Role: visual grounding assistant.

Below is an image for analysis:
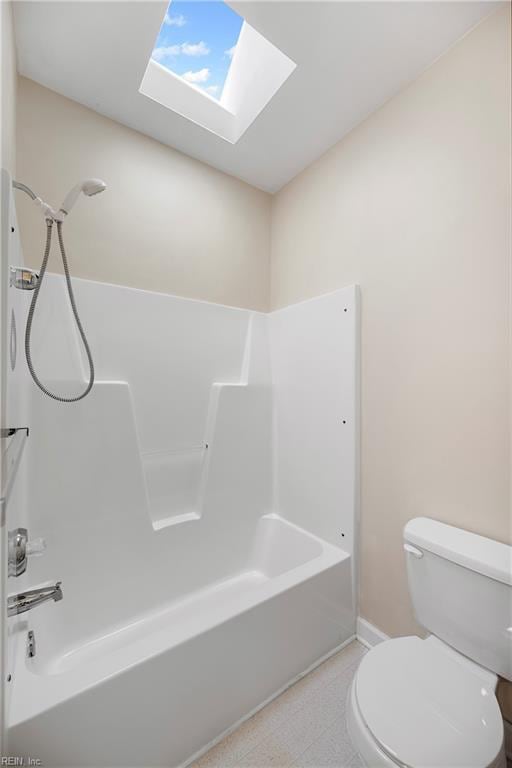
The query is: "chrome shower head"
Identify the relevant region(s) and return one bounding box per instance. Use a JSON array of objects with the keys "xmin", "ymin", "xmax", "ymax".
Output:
[{"xmin": 59, "ymin": 178, "xmax": 107, "ymax": 217}]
